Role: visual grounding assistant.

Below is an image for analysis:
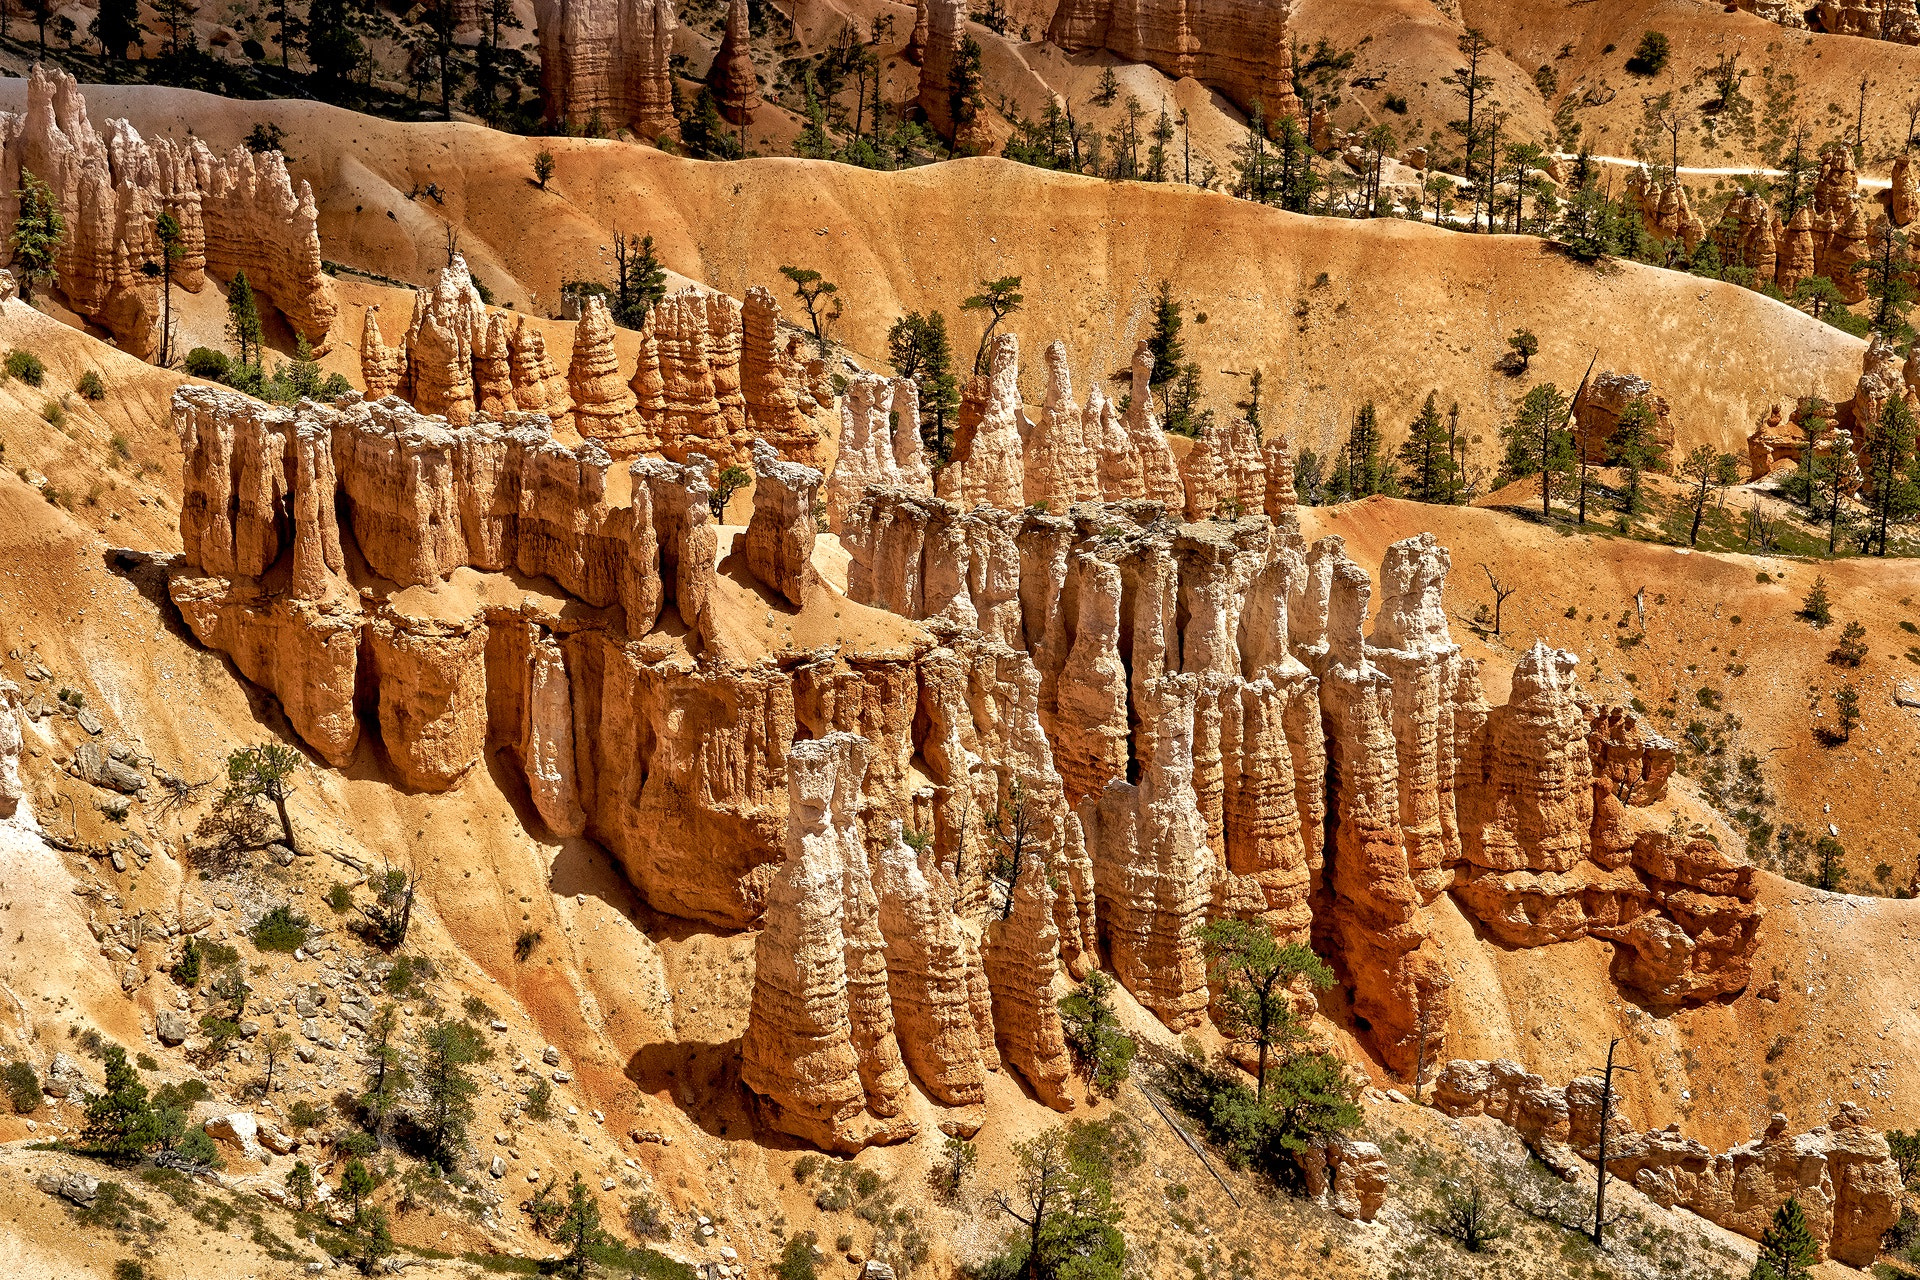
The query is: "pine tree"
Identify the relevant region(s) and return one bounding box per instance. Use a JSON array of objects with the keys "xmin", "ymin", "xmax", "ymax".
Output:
[
  {"xmin": 226, "ymin": 271, "xmax": 264, "ymax": 368},
  {"xmin": 84, "ymin": 1046, "xmax": 155, "ymax": 1160},
  {"xmin": 415, "ymin": 1019, "xmax": 494, "ymax": 1167},
  {"xmin": 557, "ymin": 1172, "xmax": 604, "ymax": 1278},
  {"xmin": 1611, "ymin": 396, "xmax": 1664, "ymax": 516},
  {"xmin": 887, "ymin": 310, "xmax": 960, "ymax": 463},
  {"xmin": 612, "ymin": 233, "xmax": 667, "ymax": 330},
  {"xmin": 1145, "ymin": 279, "xmax": 1185, "ymax": 415},
  {"xmin": 1749, "ymin": 1197, "xmax": 1817, "ymax": 1280},
  {"xmin": 1338, "ymin": 403, "xmax": 1394, "ymax": 499},
  {"xmin": 1397, "ymin": 391, "xmax": 1458, "ymax": 502},
  {"xmin": 154, "ymin": 209, "xmax": 183, "ymax": 366},
  {"xmin": 1862, "ymin": 395, "xmax": 1920, "ymax": 556},
  {"xmin": 306, "ymin": 0, "xmax": 363, "ymax": 89},
  {"xmin": 89, "ymin": 0, "xmax": 142, "ymax": 58},
  {"xmin": 9, "ymin": 169, "xmax": 63, "ymax": 304},
  {"xmin": 1501, "ymin": 382, "xmax": 1573, "ymax": 516}
]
